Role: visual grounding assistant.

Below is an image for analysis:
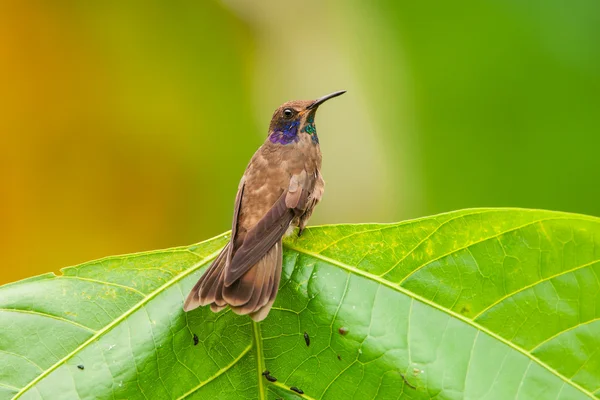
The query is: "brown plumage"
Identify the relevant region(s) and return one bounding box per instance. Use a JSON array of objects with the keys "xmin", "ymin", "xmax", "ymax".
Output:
[{"xmin": 183, "ymin": 91, "xmax": 345, "ymax": 321}]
